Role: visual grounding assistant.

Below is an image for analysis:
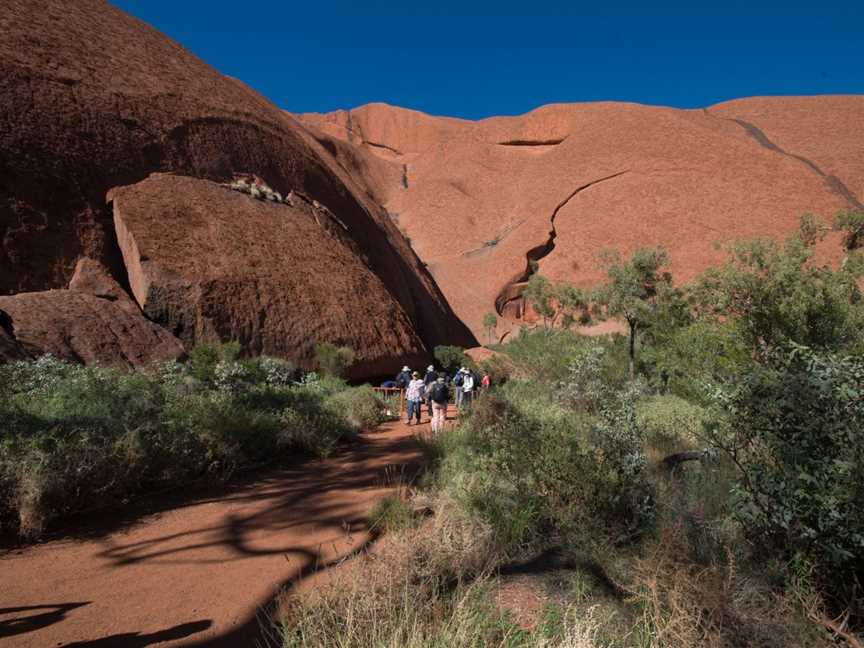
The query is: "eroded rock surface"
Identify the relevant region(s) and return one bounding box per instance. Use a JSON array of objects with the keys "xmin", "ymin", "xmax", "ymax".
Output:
[
  {"xmin": 109, "ymin": 173, "xmax": 432, "ymax": 377},
  {"xmin": 1, "ymin": 0, "xmax": 474, "ymax": 370},
  {"xmin": 298, "ymin": 99, "xmax": 864, "ymax": 338},
  {"xmin": 0, "ymin": 290, "xmax": 184, "ymax": 368}
]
